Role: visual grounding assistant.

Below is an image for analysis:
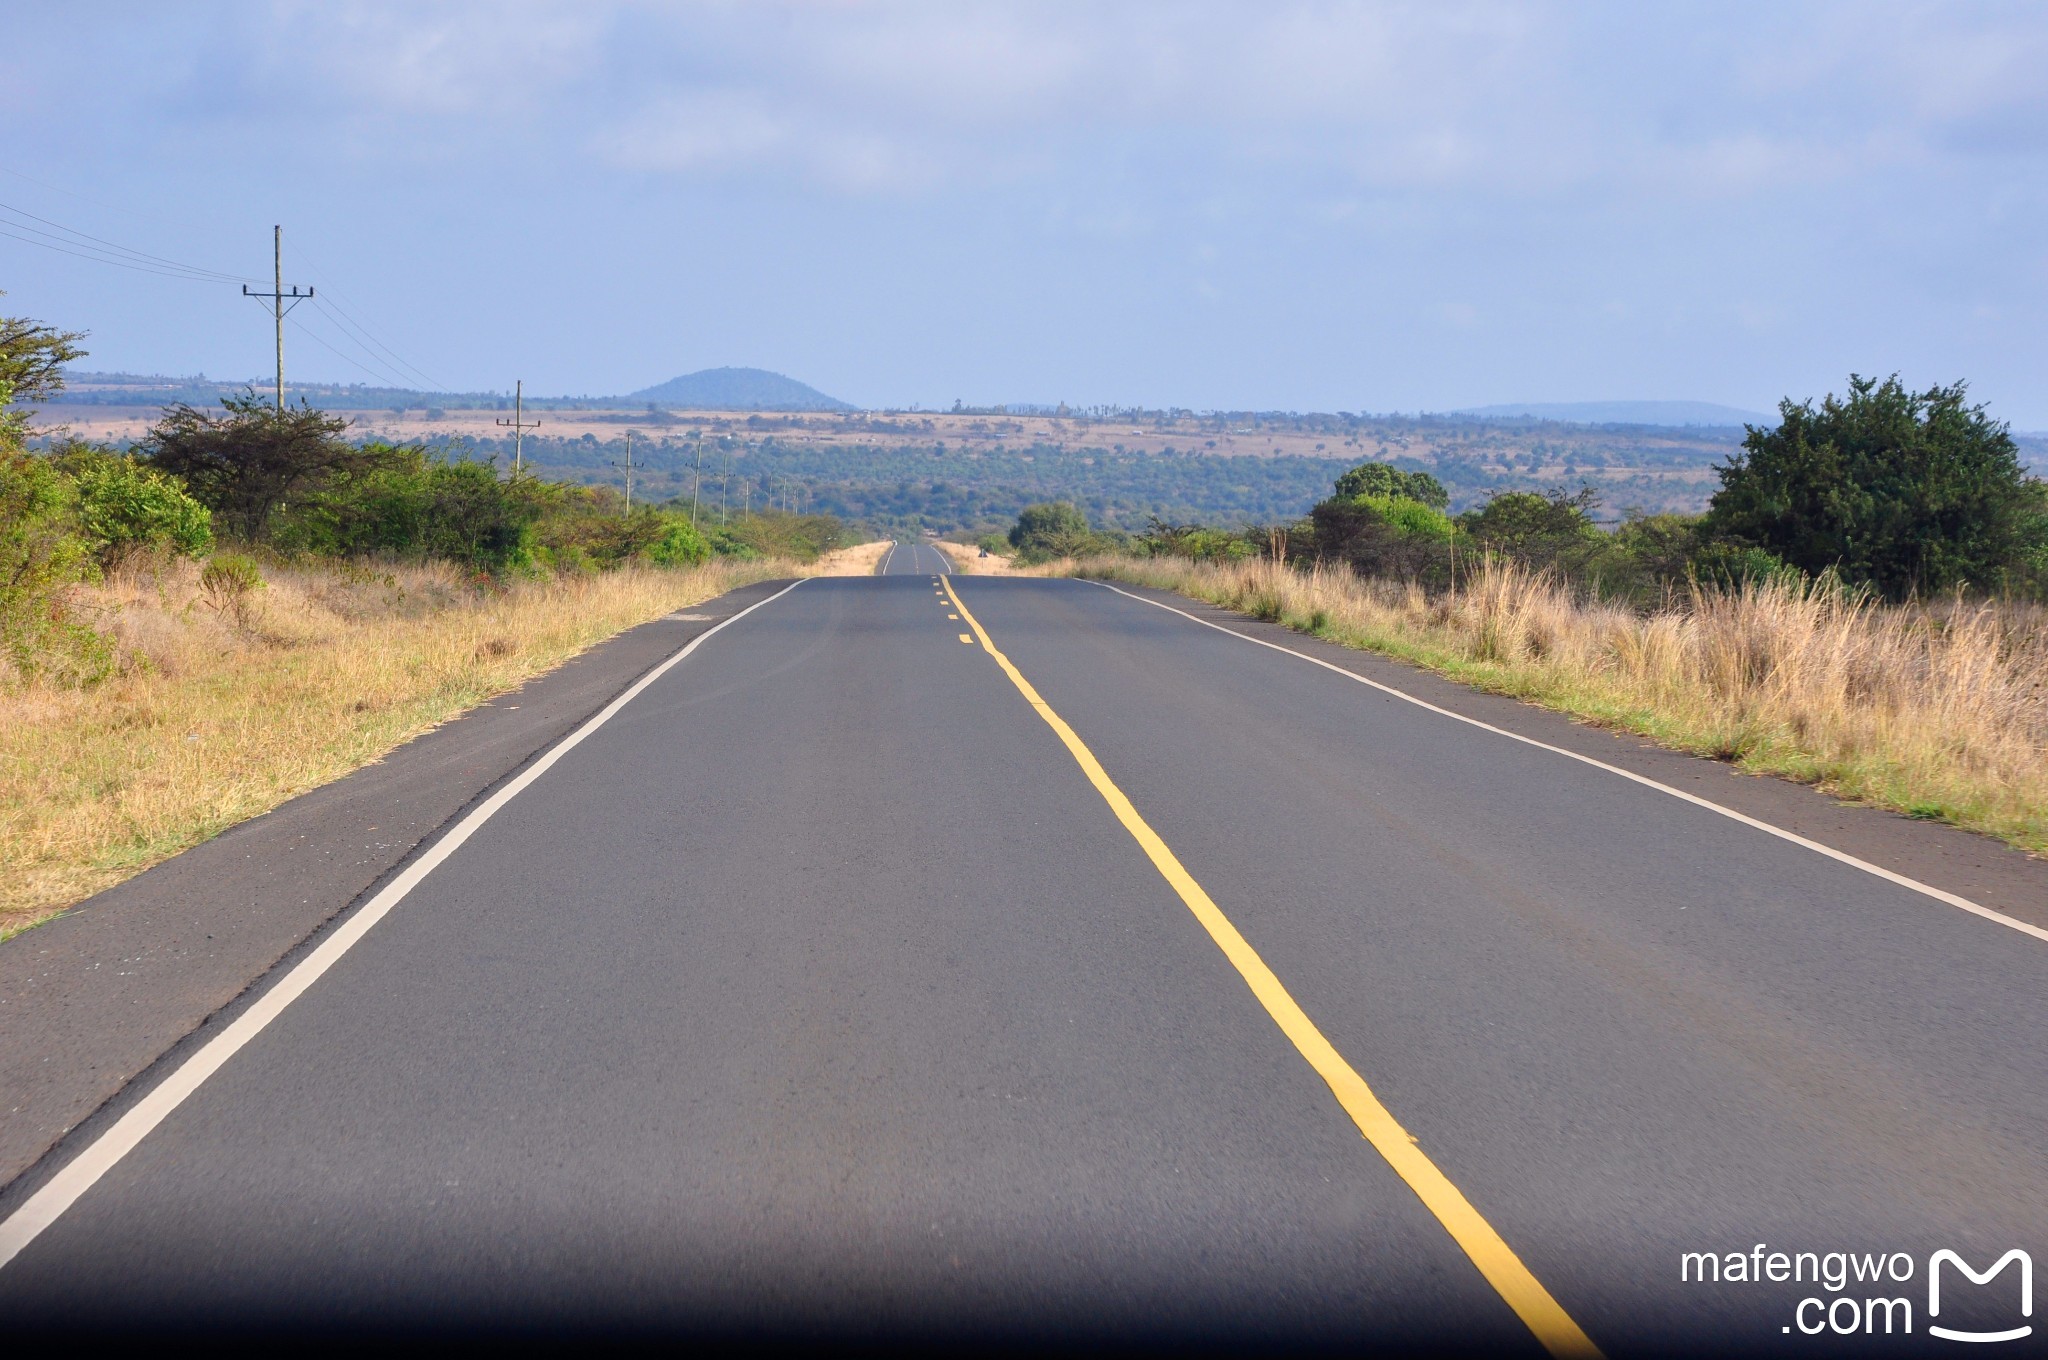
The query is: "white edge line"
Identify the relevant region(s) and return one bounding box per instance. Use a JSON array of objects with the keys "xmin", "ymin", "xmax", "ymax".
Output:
[
  {"xmin": 1087, "ymin": 579, "xmax": 2048, "ymax": 947},
  {"xmin": 0, "ymin": 578, "xmax": 809, "ymax": 1272},
  {"xmin": 878, "ymin": 542, "xmax": 896, "ymax": 576}
]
